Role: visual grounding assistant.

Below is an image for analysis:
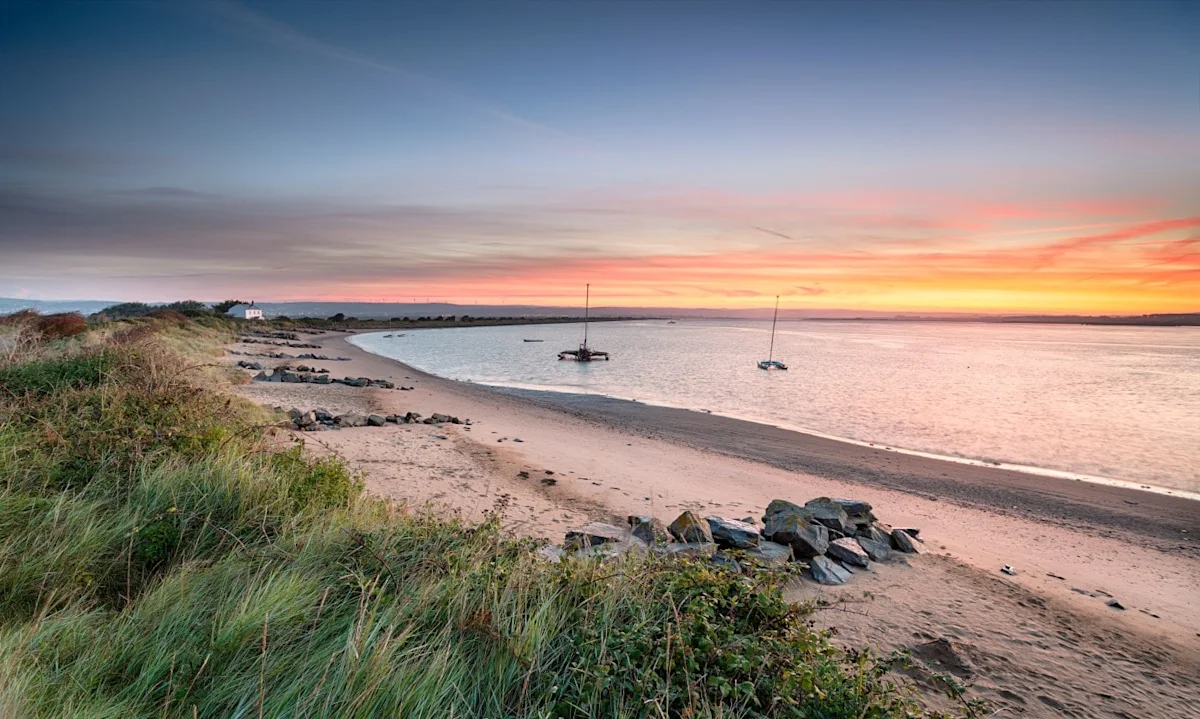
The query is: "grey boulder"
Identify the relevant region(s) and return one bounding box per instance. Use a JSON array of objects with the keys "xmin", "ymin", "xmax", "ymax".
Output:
[
  {"xmin": 804, "ymin": 497, "xmax": 851, "ymax": 533},
  {"xmin": 652, "ymin": 542, "xmax": 717, "ymax": 558},
  {"xmin": 741, "ymin": 541, "xmax": 792, "ymax": 567},
  {"xmin": 704, "ymin": 516, "xmax": 761, "ymax": 549},
  {"xmin": 827, "ymin": 537, "xmax": 870, "ymax": 567},
  {"xmin": 366, "ymin": 414, "xmax": 387, "ymax": 427},
  {"xmin": 856, "ymin": 536, "xmax": 891, "ymax": 562},
  {"xmin": 763, "ymin": 511, "xmax": 829, "ymax": 559},
  {"xmin": 890, "ymin": 528, "xmax": 920, "ymax": 553},
  {"xmin": 628, "ymin": 515, "xmax": 670, "ymax": 544},
  {"xmin": 564, "ymin": 522, "xmax": 627, "ymax": 550},
  {"xmin": 335, "ymin": 413, "xmax": 367, "ymax": 428},
  {"xmin": 668, "ymin": 511, "xmax": 713, "ymax": 544},
  {"xmin": 809, "ymin": 555, "xmax": 851, "ymax": 585}
]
